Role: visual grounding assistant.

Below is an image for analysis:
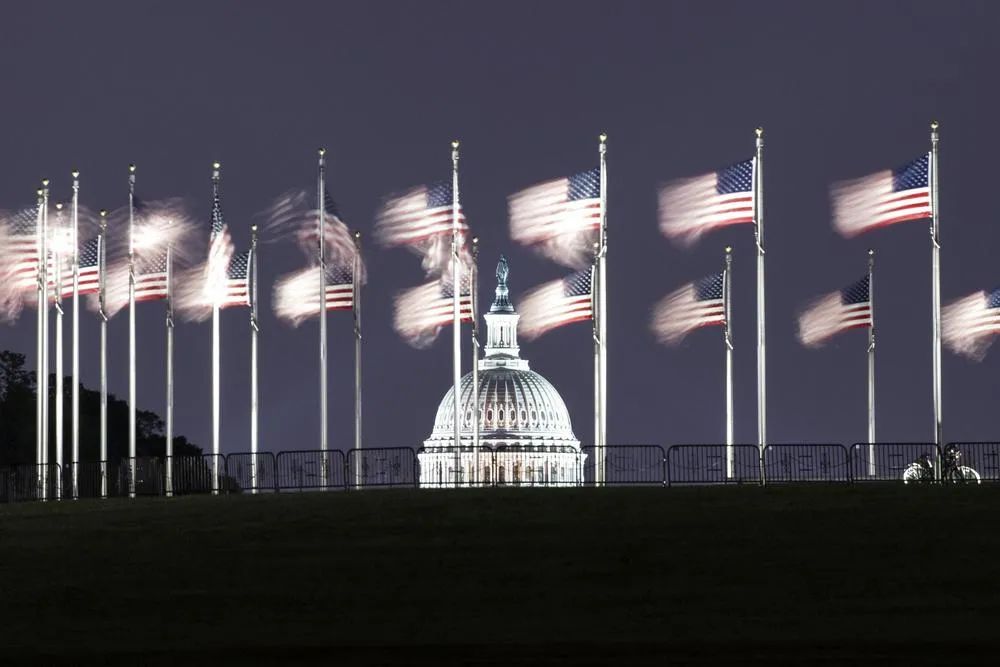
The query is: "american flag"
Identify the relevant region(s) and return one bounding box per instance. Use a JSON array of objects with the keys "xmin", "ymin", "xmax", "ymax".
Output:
[
  {"xmin": 651, "ymin": 273, "xmax": 726, "ymax": 346},
  {"xmin": 134, "ymin": 249, "xmax": 169, "ymax": 302},
  {"xmin": 219, "ymin": 249, "xmax": 251, "ymax": 309},
  {"xmin": 207, "ymin": 182, "xmax": 235, "ymax": 304},
  {"xmin": 518, "ymin": 268, "xmax": 594, "ymax": 341},
  {"xmin": 831, "ymin": 154, "xmax": 931, "ymax": 237},
  {"xmin": 393, "ymin": 274, "xmax": 473, "ymax": 348},
  {"xmin": 797, "ymin": 275, "xmax": 872, "ymax": 348},
  {"xmin": 77, "ymin": 237, "xmax": 101, "ymax": 296},
  {"xmin": 508, "ymin": 168, "xmax": 601, "ymax": 245},
  {"xmin": 943, "ymin": 287, "xmax": 1000, "ymax": 361},
  {"xmin": 375, "ymin": 182, "xmax": 467, "ymax": 247},
  {"xmin": 659, "ymin": 159, "xmax": 754, "ymax": 246},
  {"xmin": 5, "ymin": 206, "xmax": 40, "ymax": 293},
  {"xmin": 323, "ymin": 262, "xmax": 355, "ymax": 312}
]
